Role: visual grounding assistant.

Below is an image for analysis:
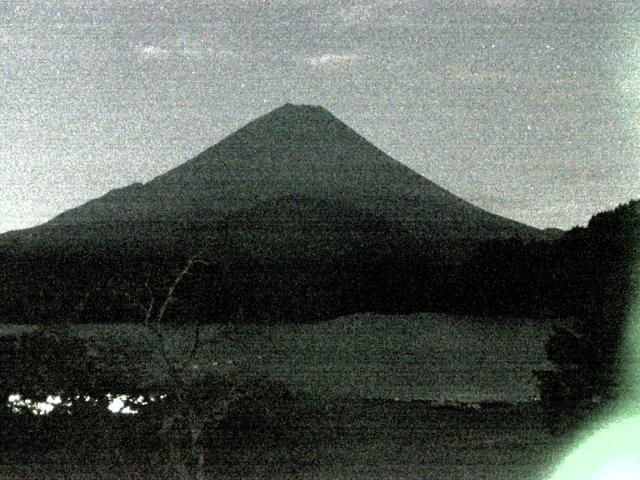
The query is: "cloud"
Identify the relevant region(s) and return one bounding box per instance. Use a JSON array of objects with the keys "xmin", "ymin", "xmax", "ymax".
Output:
[
  {"xmin": 136, "ymin": 43, "xmax": 240, "ymax": 63},
  {"xmin": 138, "ymin": 45, "xmax": 172, "ymax": 60},
  {"xmin": 306, "ymin": 53, "xmax": 360, "ymax": 67}
]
